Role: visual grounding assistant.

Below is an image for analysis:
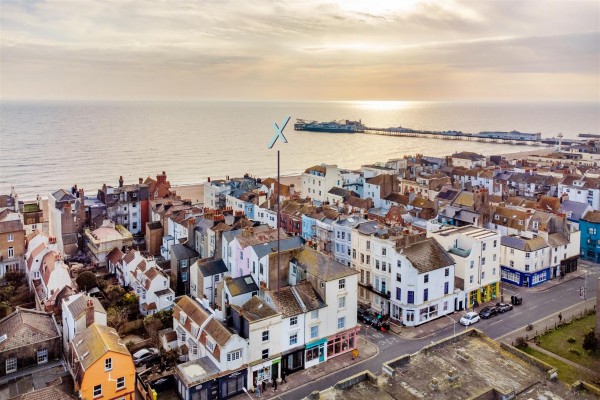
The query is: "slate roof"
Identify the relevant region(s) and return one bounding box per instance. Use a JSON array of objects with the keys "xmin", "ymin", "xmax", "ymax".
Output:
[
  {"xmin": 173, "ymin": 296, "xmax": 210, "ymax": 329},
  {"xmin": 251, "ymin": 236, "xmax": 304, "ymax": 259},
  {"xmin": 401, "ymin": 238, "xmax": 455, "ymax": 274},
  {"xmin": 384, "ymin": 192, "xmax": 410, "ymax": 204},
  {"xmin": 292, "ymin": 281, "xmax": 326, "ymax": 312},
  {"xmin": 558, "ymin": 200, "xmax": 591, "ymax": 221},
  {"xmin": 226, "ymin": 275, "xmax": 259, "ymax": 296},
  {"xmin": 582, "ymin": 210, "xmax": 600, "ymax": 223},
  {"xmin": 304, "ymin": 165, "xmax": 327, "ymax": 175},
  {"xmin": 170, "ymin": 244, "xmax": 199, "ymax": 260},
  {"xmin": 452, "ymin": 152, "xmax": 485, "ymax": 161},
  {"xmin": 293, "ymin": 247, "xmax": 358, "ymax": 281},
  {"xmin": 500, "ymin": 235, "xmax": 548, "ymax": 252},
  {"xmin": 436, "ymin": 189, "xmax": 460, "ymax": 202},
  {"xmin": 66, "ymin": 294, "xmax": 106, "ymax": 320},
  {"xmin": 11, "ymin": 382, "xmax": 77, "ymax": 400},
  {"xmin": 0, "ymin": 308, "xmax": 60, "ymax": 352},
  {"xmin": 197, "ymin": 258, "xmax": 228, "ymax": 277},
  {"xmin": 51, "ymin": 189, "xmax": 76, "ymax": 202},
  {"xmin": 547, "ymin": 233, "xmax": 570, "ymax": 247},
  {"xmin": 266, "ymin": 286, "xmax": 303, "ymax": 318},
  {"xmin": 155, "ymin": 288, "xmax": 173, "ymax": 297},
  {"xmin": 72, "ymin": 323, "xmax": 130, "ymax": 371}
]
